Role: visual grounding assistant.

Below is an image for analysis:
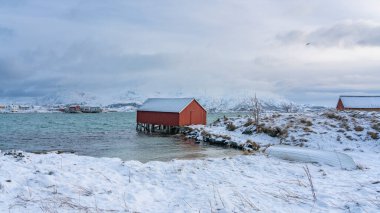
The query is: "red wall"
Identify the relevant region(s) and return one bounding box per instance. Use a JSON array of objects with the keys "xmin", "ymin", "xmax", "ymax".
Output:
[
  {"xmin": 137, "ymin": 111, "xmax": 180, "ymax": 126},
  {"xmin": 137, "ymin": 100, "xmax": 207, "ymax": 126},
  {"xmin": 179, "ymin": 100, "xmax": 207, "ymax": 125}
]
